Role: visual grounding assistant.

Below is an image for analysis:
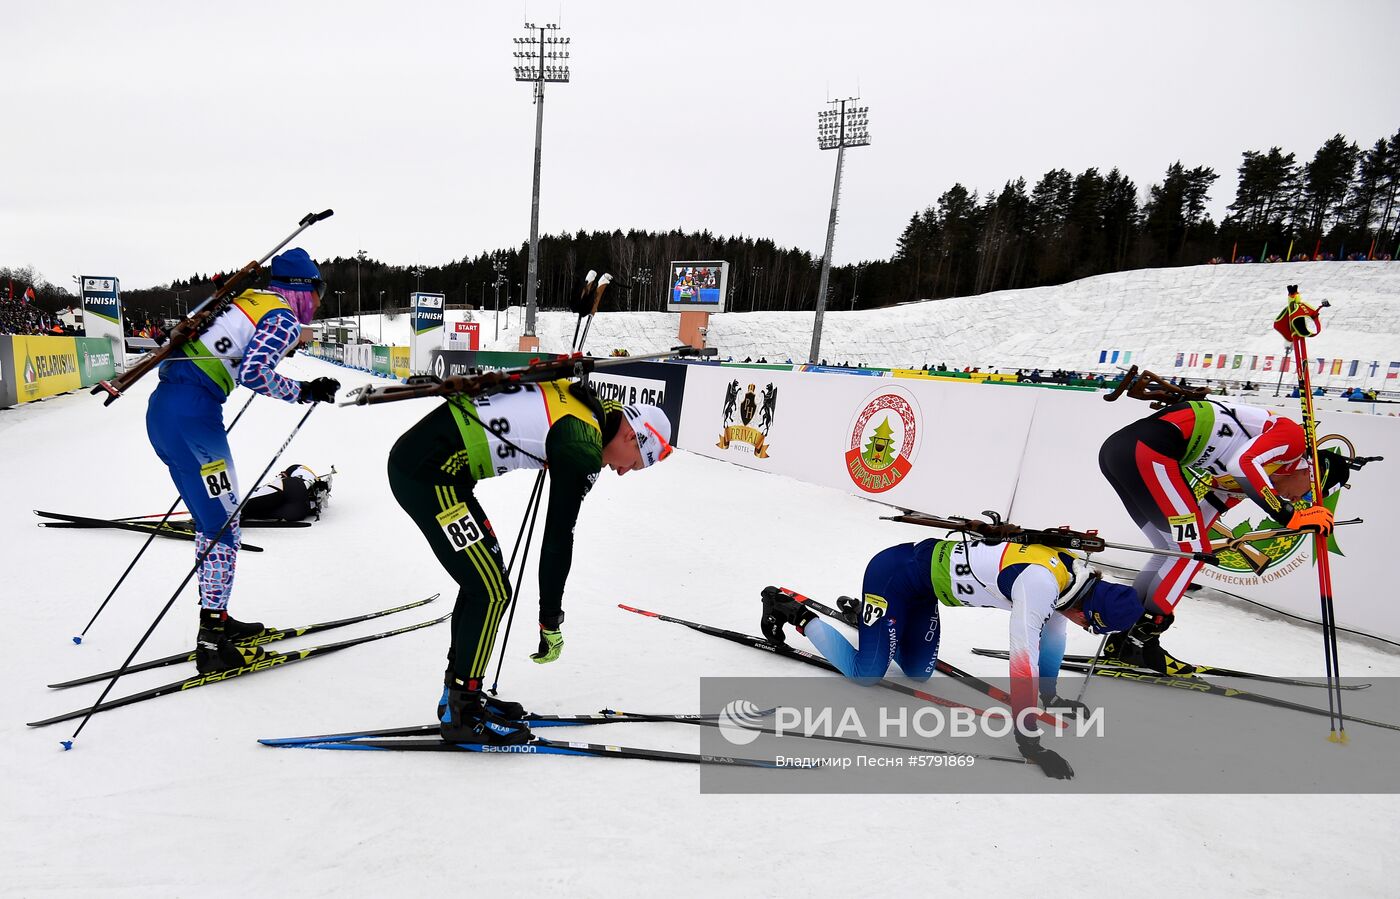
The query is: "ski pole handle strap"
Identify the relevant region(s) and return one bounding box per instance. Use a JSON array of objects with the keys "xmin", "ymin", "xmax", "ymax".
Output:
[{"xmin": 300, "ymin": 209, "xmax": 334, "ymax": 226}]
